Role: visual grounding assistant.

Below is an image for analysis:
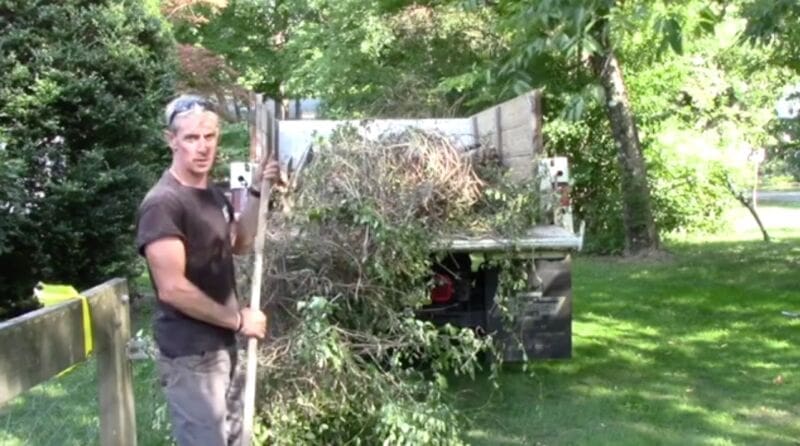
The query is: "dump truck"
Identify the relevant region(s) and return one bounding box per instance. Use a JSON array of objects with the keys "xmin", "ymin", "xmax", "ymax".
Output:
[{"xmin": 233, "ymin": 90, "xmax": 583, "ymax": 361}]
